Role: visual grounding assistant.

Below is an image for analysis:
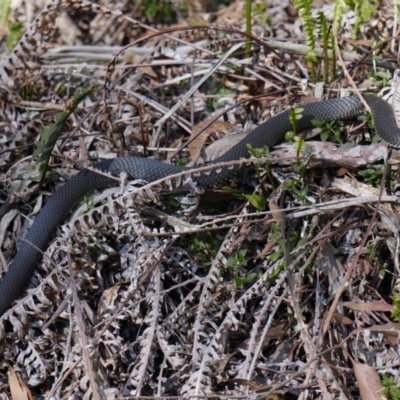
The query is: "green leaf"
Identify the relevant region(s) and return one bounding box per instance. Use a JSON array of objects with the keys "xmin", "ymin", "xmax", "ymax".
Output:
[
  {"xmin": 226, "ymin": 257, "xmax": 237, "ymax": 268},
  {"xmin": 246, "ymin": 143, "xmax": 270, "ymax": 157},
  {"xmin": 234, "ymin": 275, "xmax": 244, "ymax": 289},
  {"xmin": 380, "ymin": 375, "xmax": 400, "ymax": 398},
  {"xmin": 6, "ymin": 20, "xmax": 23, "ymax": 50},
  {"xmin": 341, "ymin": 0, "xmax": 378, "ymax": 35},
  {"xmin": 293, "ymin": 136, "xmax": 305, "ymax": 157},
  {"xmin": 305, "ymin": 50, "xmax": 318, "ymax": 64},
  {"xmin": 33, "ymin": 85, "xmax": 96, "ymax": 177},
  {"xmin": 245, "ymin": 272, "xmax": 257, "ymax": 283},
  {"xmin": 0, "ymin": 0, "xmax": 10, "ymax": 27},
  {"xmin": 236, "ymin": 249, "xmax": 248, "ymax": 266},
  {"xmin": 245, "ymin": 194, "xmax": 265, "ymax": 211},
  {"xmin": 391, "ymin": 294, "xmax": 400, "ymax": 323},
  {"xmin": 268, "ymin": 250, "xmax": 283, "ymax": 262},
  {"xmin": 285, "ymin": 131, "xmax": 295, "ymax": 142}
]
